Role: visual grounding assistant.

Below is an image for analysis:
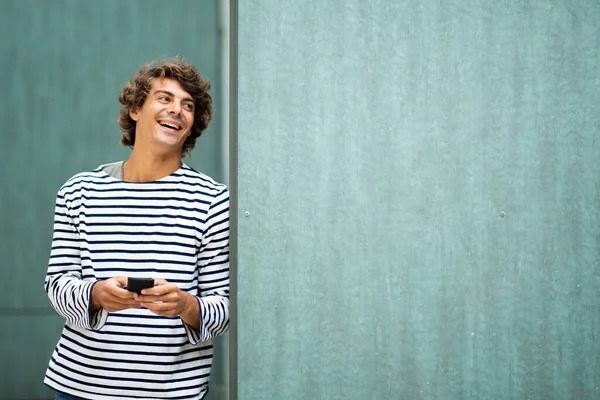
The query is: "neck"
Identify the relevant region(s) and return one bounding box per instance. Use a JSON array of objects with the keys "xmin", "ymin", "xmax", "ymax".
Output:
[{"xmin": 123, "ymin": 147, "xmax": 183, "ymax": 182}]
